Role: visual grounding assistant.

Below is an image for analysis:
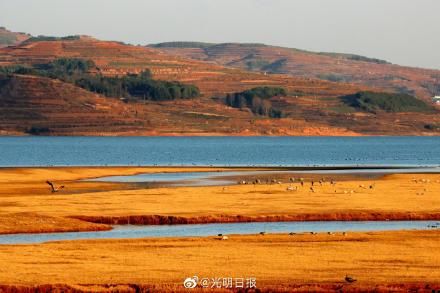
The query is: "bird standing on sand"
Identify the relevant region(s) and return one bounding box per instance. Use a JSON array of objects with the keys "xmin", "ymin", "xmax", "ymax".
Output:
[
  {"xmin": 46, "ymin": 180, "xmax": 64, "ymax": 193},
  {"xmin": 345, "ymin": 275, "xmax": 357, "ymax": 283},
  {"xmin": 286, "ymin": 185, "xmax": 297, "ymax": 191}
]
